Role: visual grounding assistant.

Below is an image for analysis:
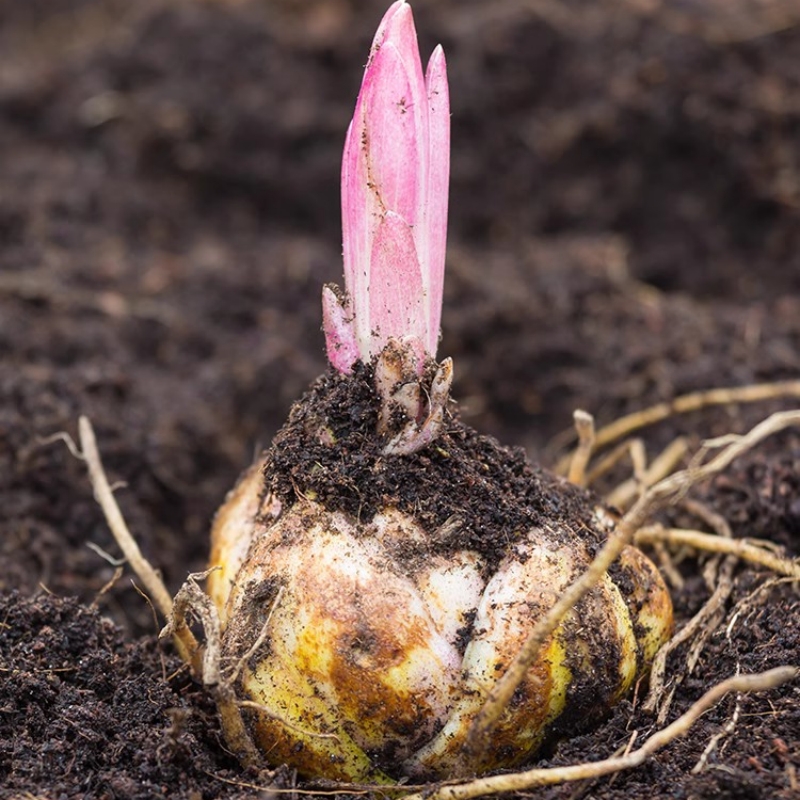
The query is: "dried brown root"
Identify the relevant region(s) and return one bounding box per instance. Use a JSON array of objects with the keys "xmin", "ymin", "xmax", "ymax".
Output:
[
  {"xmin": 161, "ymin": 571, "xmax": 265, "ymax": 770},
  {"xmin": 555, "ymin": 380, "xmax": 800, "ymax": 476},
  {"xmin": 401, "ymin": 667, "xmax": 799, "ymax": 800}
]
